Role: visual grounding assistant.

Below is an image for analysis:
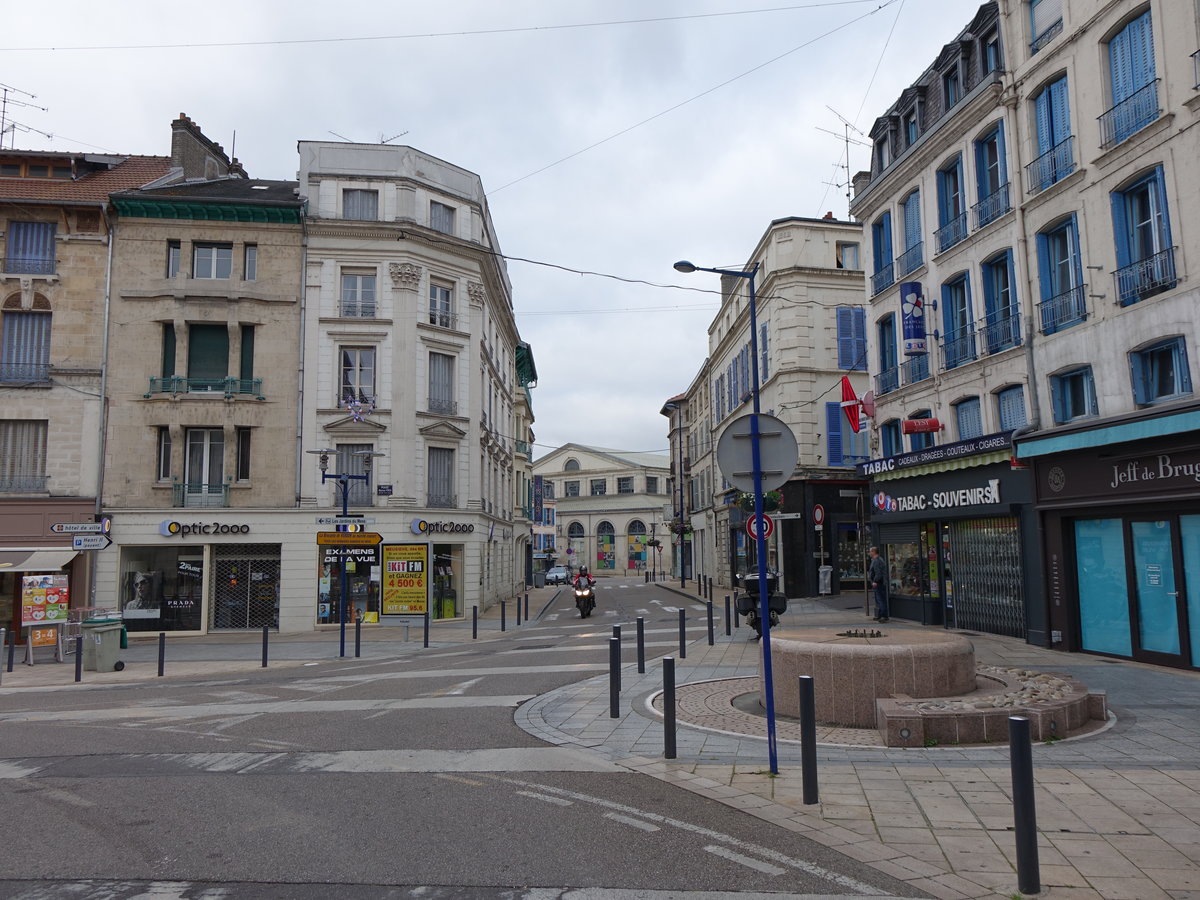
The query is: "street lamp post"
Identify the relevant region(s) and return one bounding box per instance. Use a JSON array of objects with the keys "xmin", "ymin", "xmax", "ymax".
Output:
[
  {"xmin": 674, "ymin": 259, "xmax": 780, "ymax": 774},
  {"xmin": 307, "ymin": 448, "xmax": 383, "ymax": 658}
]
